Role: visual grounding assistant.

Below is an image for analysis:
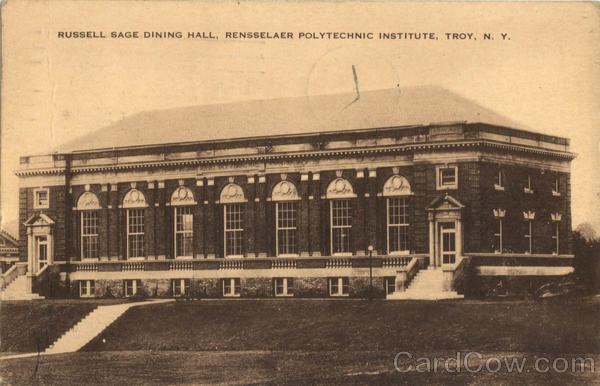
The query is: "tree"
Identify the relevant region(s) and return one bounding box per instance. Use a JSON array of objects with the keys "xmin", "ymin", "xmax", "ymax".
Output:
[
  {"xmin": 572, "ymin": 228, "xmax": 600, "ymax": 293},
  {"xmin": 575, "ymin": 222, "xmax": 598, "ymax": 242}
]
